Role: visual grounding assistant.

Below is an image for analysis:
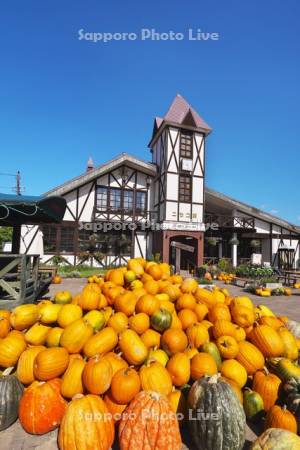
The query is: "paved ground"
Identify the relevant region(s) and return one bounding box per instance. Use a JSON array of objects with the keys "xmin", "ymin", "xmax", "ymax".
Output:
[{"xmin": 1, "ymin": 277, "xmax": 300, "ymax": 449}]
